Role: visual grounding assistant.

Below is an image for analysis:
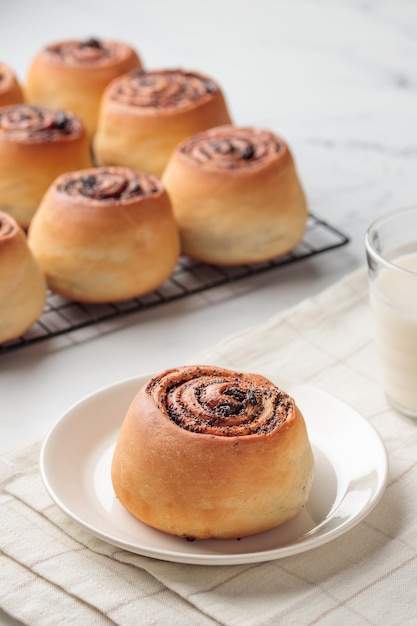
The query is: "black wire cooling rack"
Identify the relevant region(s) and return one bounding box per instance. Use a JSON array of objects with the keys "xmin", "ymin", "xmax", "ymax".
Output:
[{"xmin": 1, "ymin": 214, "xmax": 349, "ymax": 355}]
